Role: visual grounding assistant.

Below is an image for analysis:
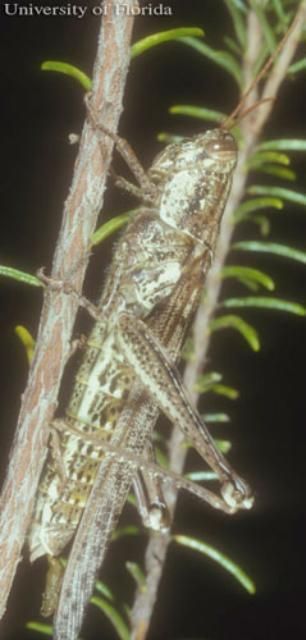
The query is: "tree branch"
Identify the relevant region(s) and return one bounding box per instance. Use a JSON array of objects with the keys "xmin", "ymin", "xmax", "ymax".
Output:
[
  {"xmin": 129, "ymin": 3, "xmax": 306, "ymax": 638},
  {"xmin": 0, "ymin": 0, "xmax": 137, "ymax": 620}
]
